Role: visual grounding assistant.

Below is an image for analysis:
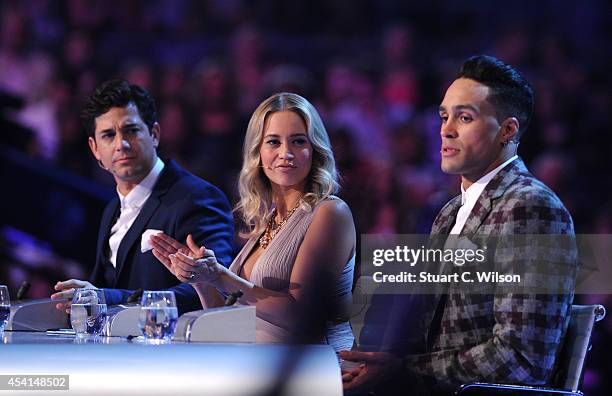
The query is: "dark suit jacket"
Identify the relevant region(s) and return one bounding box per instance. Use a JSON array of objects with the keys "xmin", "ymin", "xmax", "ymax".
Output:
[
  {"xmin": 89, "ymin": 159, "xmax": 234, "ymax": 314},
  {"xmin": 402, "ymin": 158, "xmax": 578, "ymax": 394}
]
